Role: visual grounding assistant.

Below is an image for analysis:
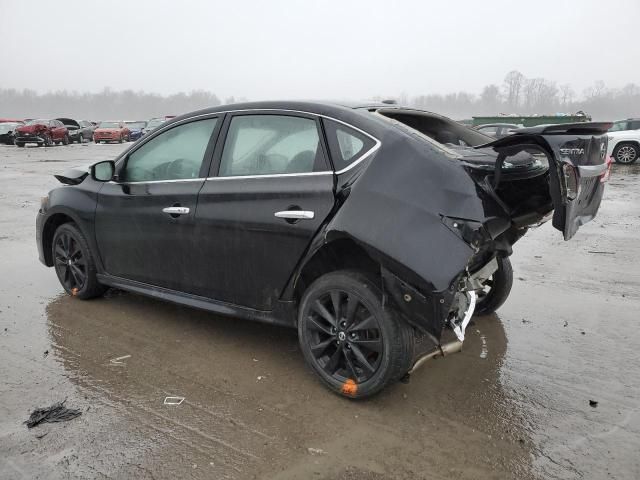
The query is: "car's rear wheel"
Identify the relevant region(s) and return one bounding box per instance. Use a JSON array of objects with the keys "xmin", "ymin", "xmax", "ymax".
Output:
[
  {"xmin": 613, "ymin": 142, "xmax": 638, "ymax": 164},
  {"xmin": 118, "ymin": 135, "xmax": 123, "ymax": 143},
  {"xmin": 298, "ymin": 270, "xmax": 413, "ymax": 399},
  {"xmin": 16, "ymin": 142, "xmax": 24, "ymax": 148},
  {"xmin": 62, "ymin": 134, "xmax": 69, "ymax": 145},
  {"xmin": 52, "ymin": 223, "xmax": 107, "ymax": 300},
  {"xmin": 474, "ymin": 256, "xmax": 513, "ymax": 315}
]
